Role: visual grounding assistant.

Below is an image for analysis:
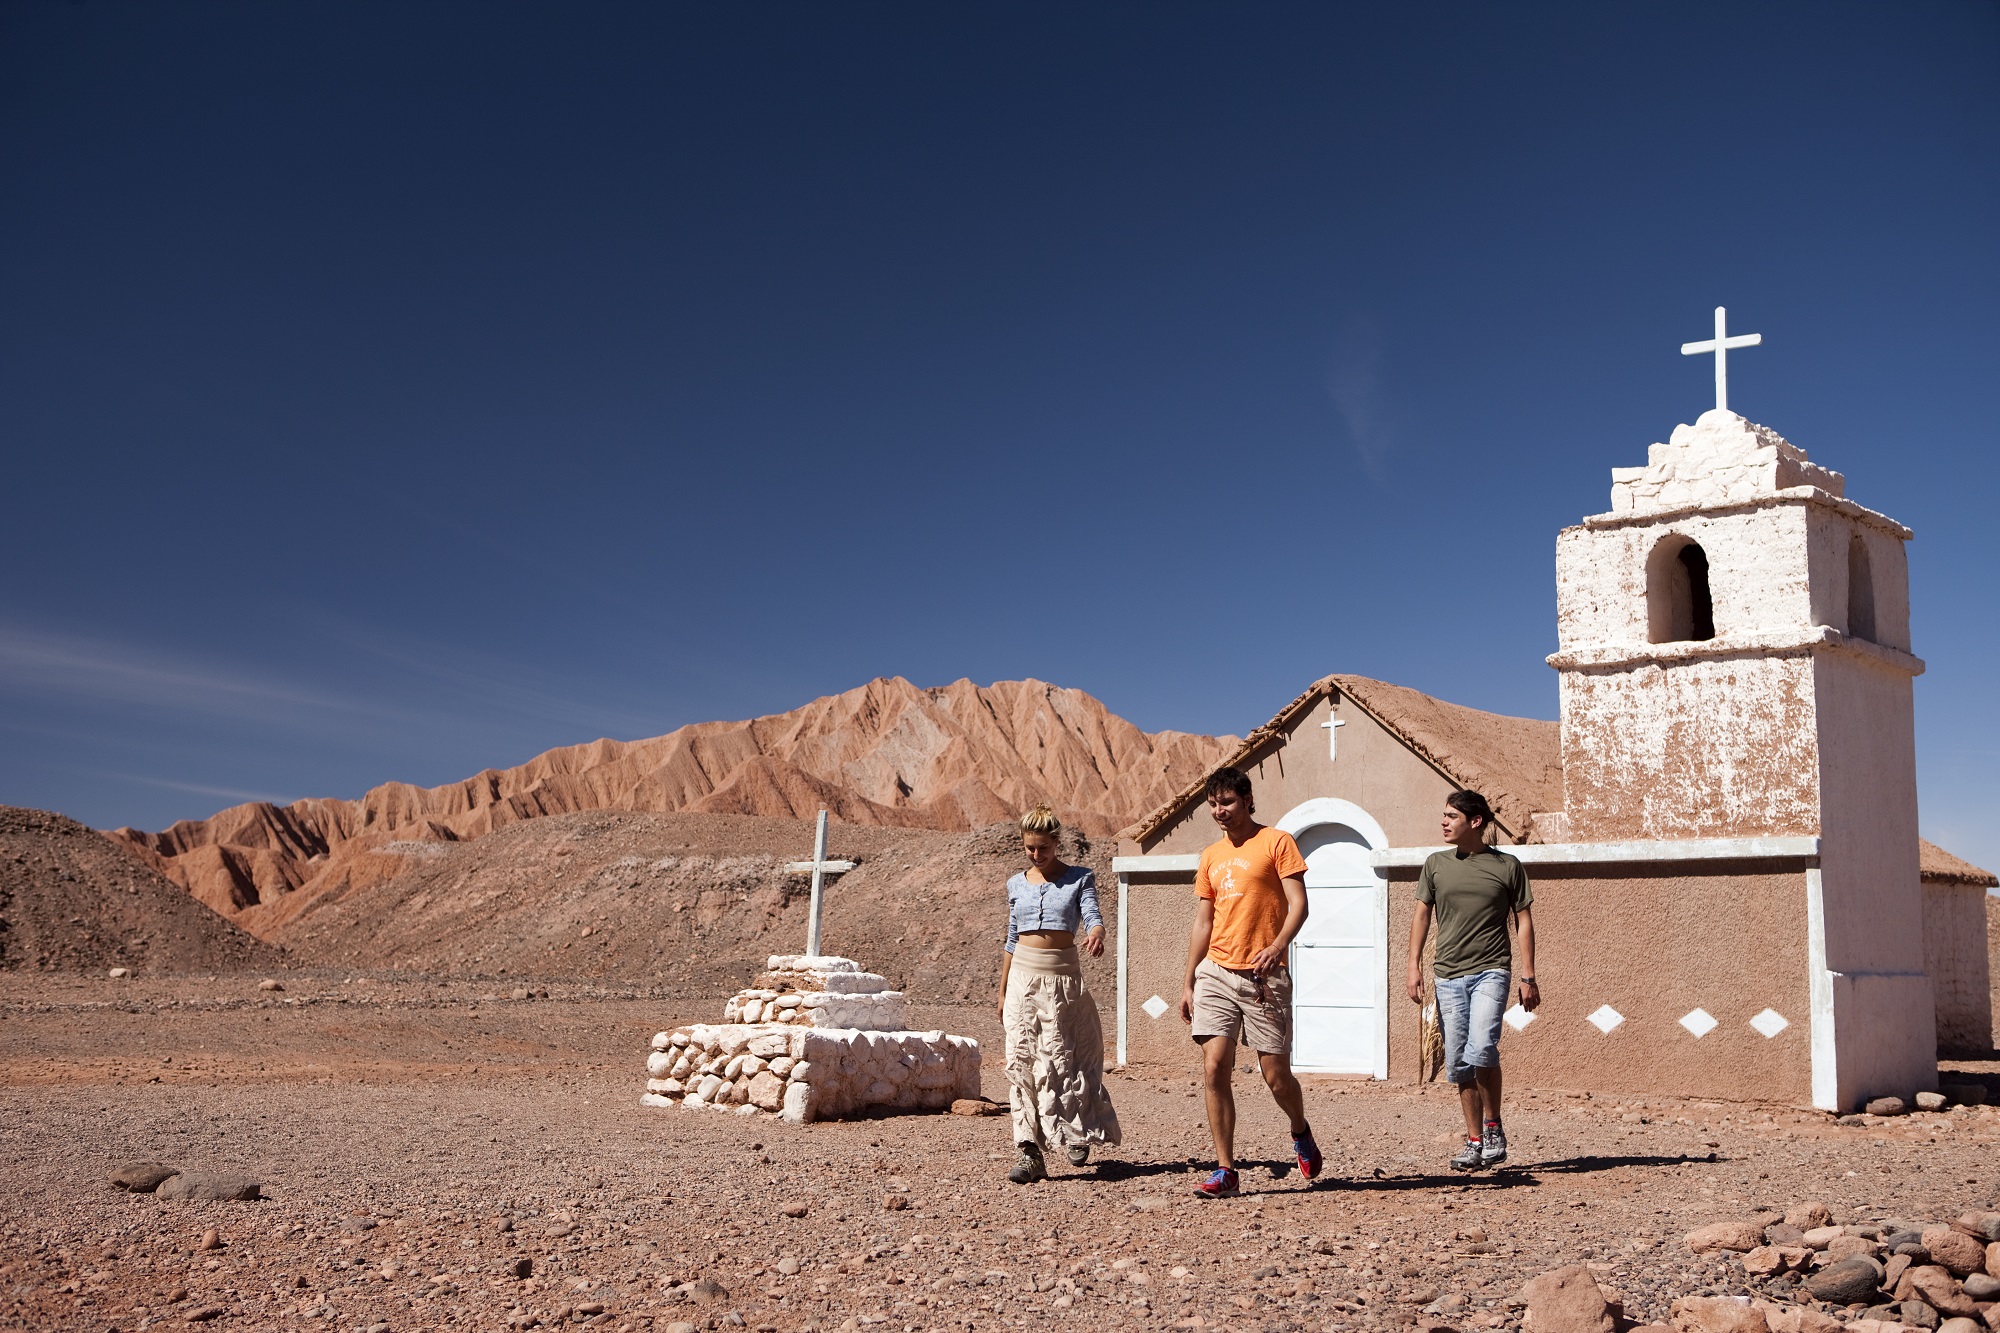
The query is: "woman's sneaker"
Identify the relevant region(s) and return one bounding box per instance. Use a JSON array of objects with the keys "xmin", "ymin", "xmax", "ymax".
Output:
[
  {"xmin": 1192, "ymin": 1167, "xmax": 1240, "ymax": 1199},
  {"xmin": 1449, "ymin": 1138, "xmax": 1485, "ymax": 1172},
  {"xmin": 1008, "ymin": 1144, "xmax": 1047, "ymax": 1184},
  {"xmin": 1480, "ymin": 1123, "xmax": 1508, "ymax": 1166},
  {"xmin": 1292, "ymin": 1131, "xmax": 1324, "ymax": 1181},
  {"xmin": 1065, "ymin": 1144, "xmax": 1090, "ymax": 1167}
]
